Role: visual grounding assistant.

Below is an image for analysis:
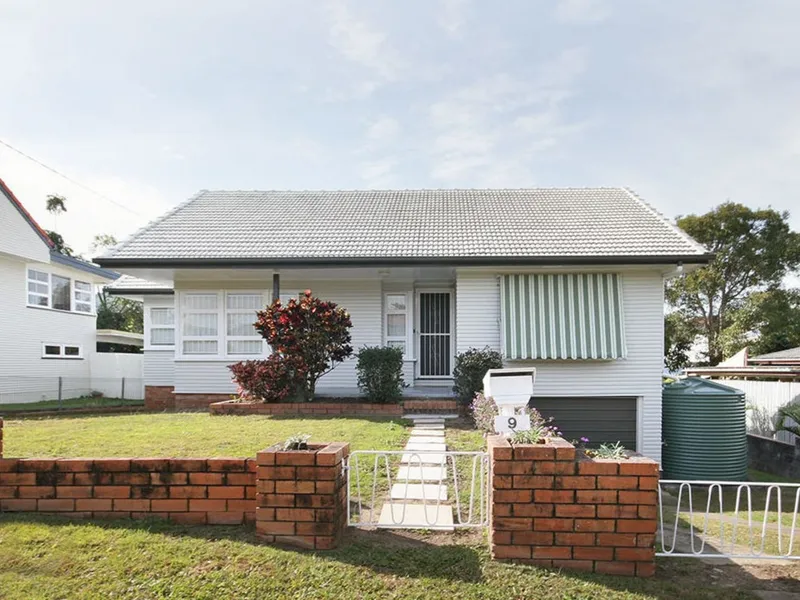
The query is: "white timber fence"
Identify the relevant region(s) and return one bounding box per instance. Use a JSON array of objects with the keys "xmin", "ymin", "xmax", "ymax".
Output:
[{"xmin": 720, "ymin": 380, "xmax": 800, "ymax": 444}]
